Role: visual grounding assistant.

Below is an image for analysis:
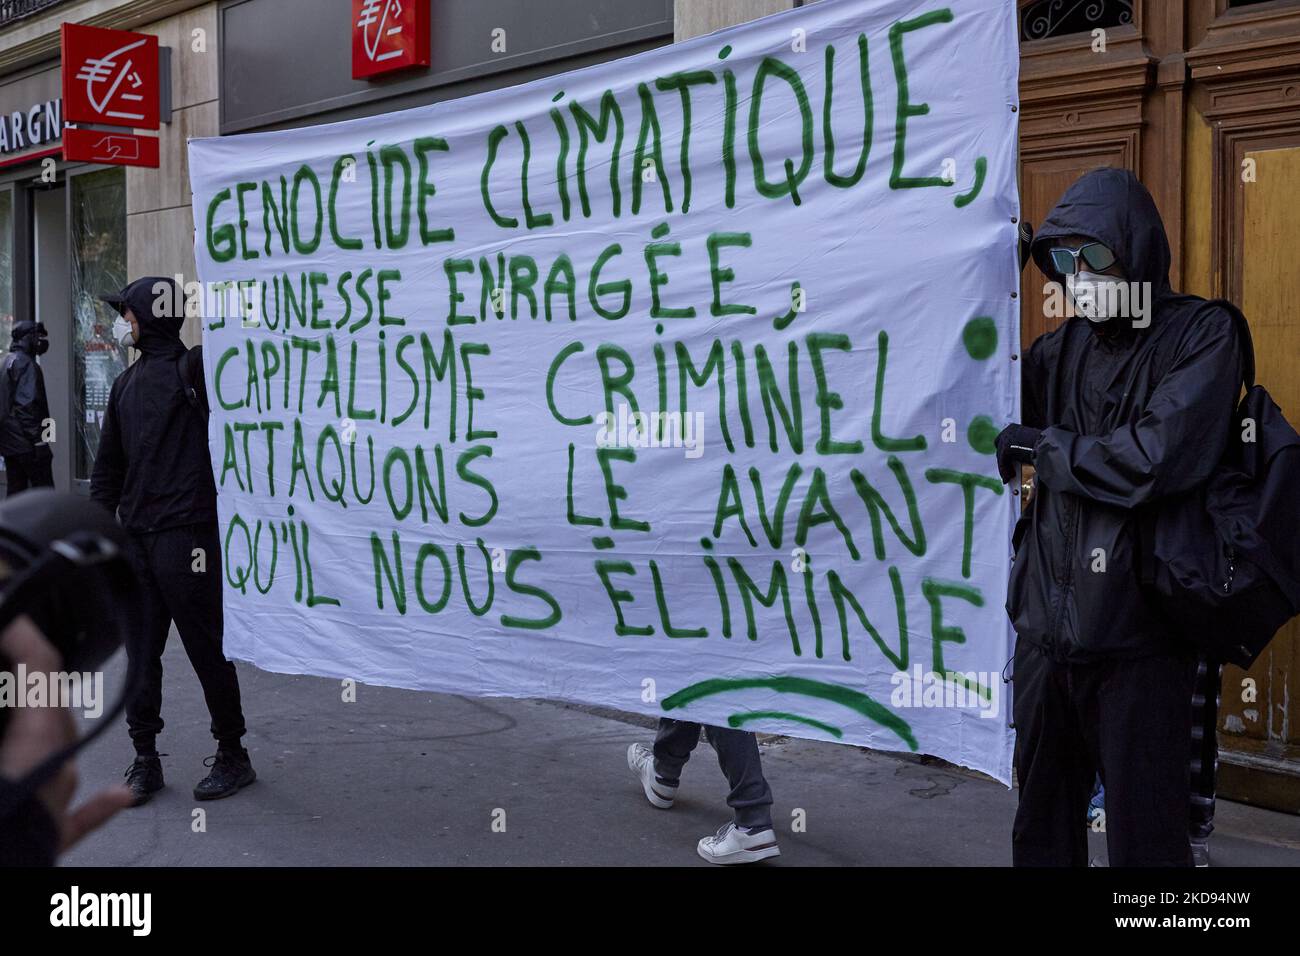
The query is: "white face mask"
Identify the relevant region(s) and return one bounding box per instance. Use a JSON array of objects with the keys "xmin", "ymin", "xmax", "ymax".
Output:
[
  {"xmin": 1066, "ymin": 270, "xmax": 1124, "ymax": 323},
  {"xmin": 112, "ymin": 316, "xmax": 135, "ymax": 348}
]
